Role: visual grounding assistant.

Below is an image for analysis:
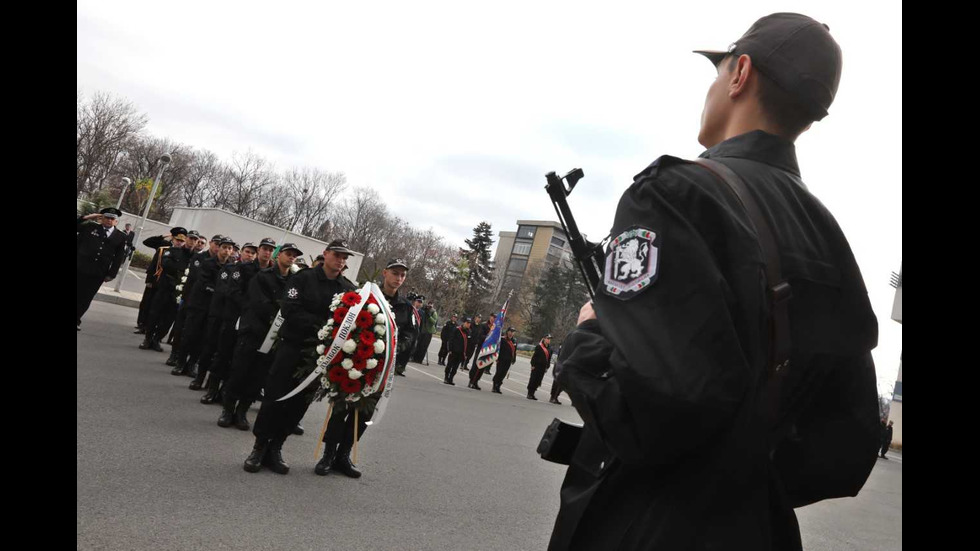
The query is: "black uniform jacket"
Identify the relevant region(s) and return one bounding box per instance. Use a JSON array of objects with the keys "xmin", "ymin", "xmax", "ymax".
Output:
[
  {"xmin": 530, "ymin": 343, "xmax": 551, "ymax": 371},
  {"xmin": 448, "ymin": 326, "xmax": 469, "ymax": 357},
  {"xmin": 386, "ymin": 291, "xmax": 418, "ymax": 355},
  {"xmin": 181, "ymin": 250, "xmax": 213, "ymax": 301},
  {"xmin": 497, "ymin": 336, "xmax": 517, "ymax": 369},
  {"xmin": 467, "ymin": 323, "xmax": 488, "ymax": 355},
  {"xmin": 440, "ymin": 320, "xmax": 456, "ymax": 342},
  {"xmin": 206, "ymin": 261, "xmax": 236, "ymax": 319},
  {"xmin": 550, "ymin": 131, "xmax": 879, "ymax": 551},
  {"xmin": 278, "ymin": 267, "xmax": 356, "ymax": 346},
  {"xmin": 142, "ymin": 236, "xmax": 170, "ymax": 280},
  {"xmin": 186, "ymin": 256, "xmax": 232, "ymax": 312},
  {"xmin": 238, "ymin": 266, "xmax": 291, "ymax": 344},
  {"xmin": 222, "ymin": 260, "xmax": 264, "ymax": 322},
  {"xmin": 158, "ymin": 246, "xmax": 192, "ymax": 291},
  {"xmin": 76, "ymin": 219, "xmax": 128, "ymax": 279}
]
